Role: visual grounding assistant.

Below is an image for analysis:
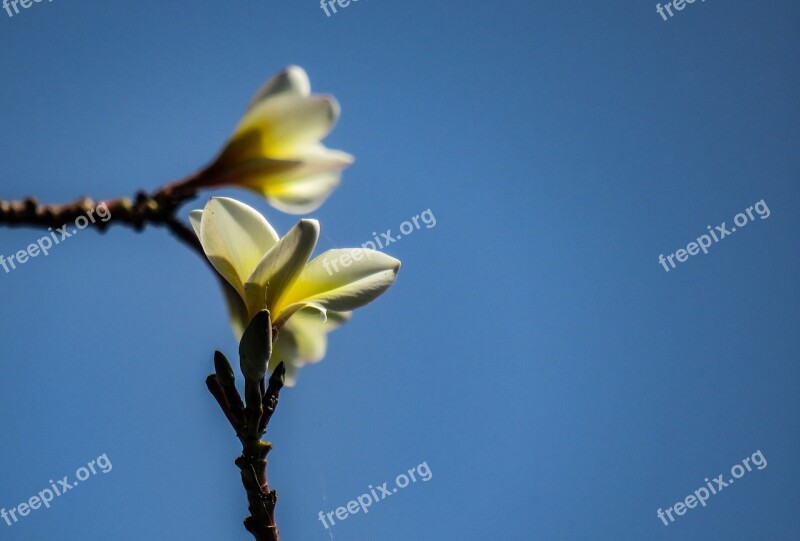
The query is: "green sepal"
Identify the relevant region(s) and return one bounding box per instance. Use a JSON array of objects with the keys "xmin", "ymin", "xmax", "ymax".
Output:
[{"xmin": 239, "ymin": 310, "xmax": 273, "ymax": 382}]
